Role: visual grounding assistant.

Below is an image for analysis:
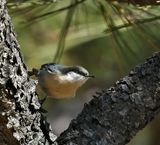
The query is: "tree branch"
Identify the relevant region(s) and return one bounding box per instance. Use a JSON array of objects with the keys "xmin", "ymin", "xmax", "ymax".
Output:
[
  {"xmin": 104, "ymin": 15, "xmax": 160, "ymax": 33},
  {"xmin": 119, "ymin": 0, "xmax": 160, "ymax": 6},
  {"xmin": 57, "ymin": 52, "xmax": 160, "ymax": 145},
  {"xmin": 28, "ymin": 0, "xmax": 86, "ymax": 23}
]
